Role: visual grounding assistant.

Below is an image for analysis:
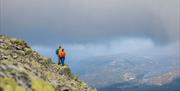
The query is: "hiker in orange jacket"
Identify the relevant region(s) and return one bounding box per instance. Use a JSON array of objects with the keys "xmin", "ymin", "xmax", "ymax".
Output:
[{"xmin": 59, "ymin": 49, "xmax": 66, "ymax": 66}]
